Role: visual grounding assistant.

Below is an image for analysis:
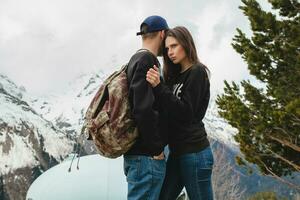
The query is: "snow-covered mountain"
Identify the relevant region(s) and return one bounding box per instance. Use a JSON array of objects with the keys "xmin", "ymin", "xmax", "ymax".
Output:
[
  {"xmin": 0, "ymin": 68, "xmax": 236, "ymax": 199},
  {"xmin": 204, "ymin": 94, "xmax": 238, "ymax": 148},
  {"xmin": 29, "ymin": 69, "xmax": 110, "ymax": 137},
  {"xmin": 0, "ymin": 74, "xmax": 74, "ymax": 200},
  {"xmin": 0, "ymin": 68, "xmax": 239, "ymax": 199},
  {"xmin": 0, "ymin": 67, "xmax": 239, "ymax": 199},
  {"xmin": 1, "ymin": 69, "xmax": 297, "ymax": 200}
]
